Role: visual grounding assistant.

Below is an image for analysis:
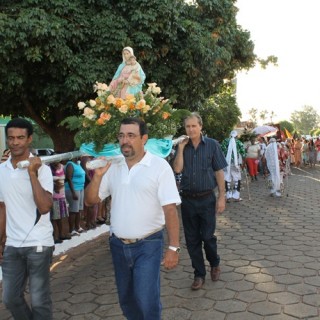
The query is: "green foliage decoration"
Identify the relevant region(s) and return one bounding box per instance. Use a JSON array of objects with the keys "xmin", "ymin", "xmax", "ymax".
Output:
[{"xmin": 62, "ymin": 82, "xmax": 190, "ymax": 151}]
